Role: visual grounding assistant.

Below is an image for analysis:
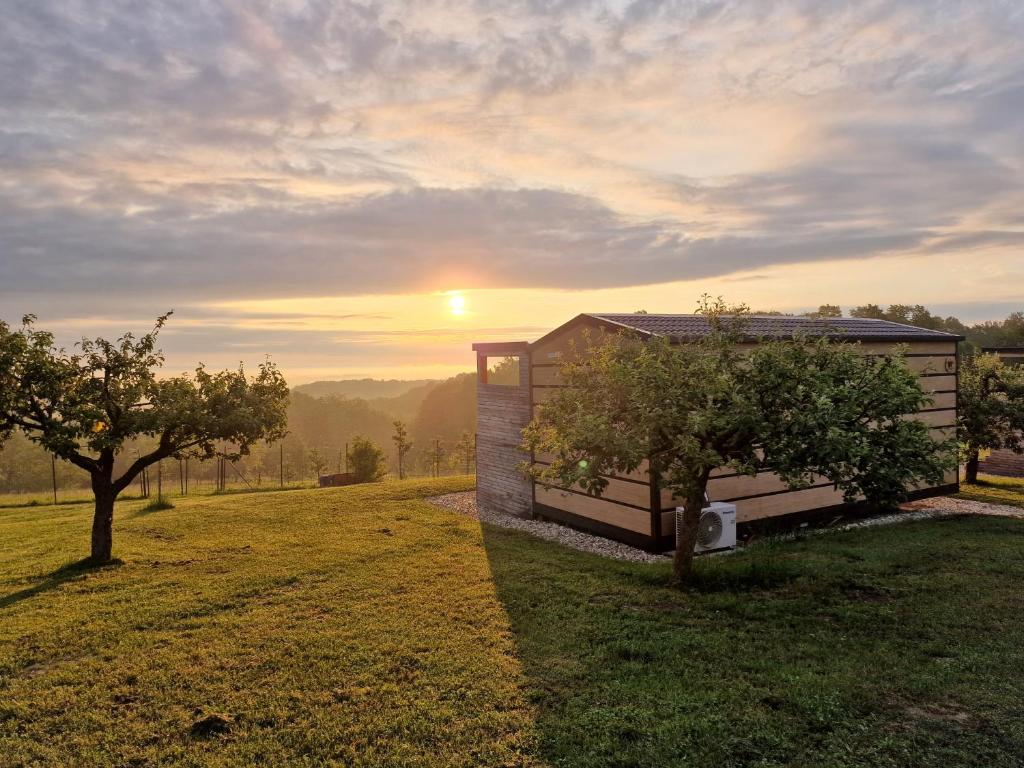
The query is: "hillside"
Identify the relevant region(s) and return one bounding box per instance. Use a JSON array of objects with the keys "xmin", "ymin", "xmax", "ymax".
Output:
[
  {"xmin": 292, "ymin": 378, "xmax": 437, "ymax": 400},
  {"xmin": 366, "ymin": 380, "xmax": 440, "ymax": 422}
]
